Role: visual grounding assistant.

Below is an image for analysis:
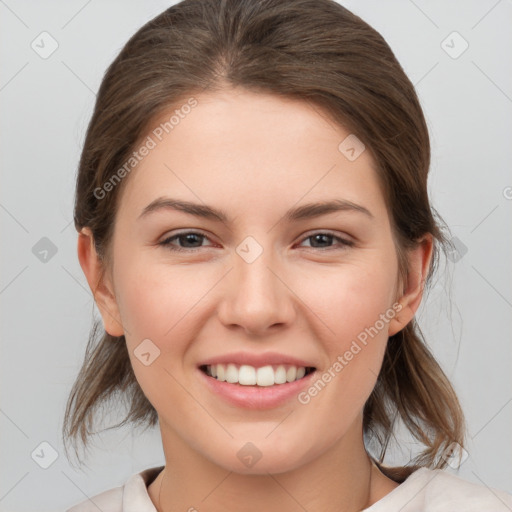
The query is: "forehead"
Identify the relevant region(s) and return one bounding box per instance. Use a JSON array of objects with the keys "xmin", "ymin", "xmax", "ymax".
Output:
[{"xmin": 117, "ymin": 88, "xmax": 387, "ymax": 223}]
